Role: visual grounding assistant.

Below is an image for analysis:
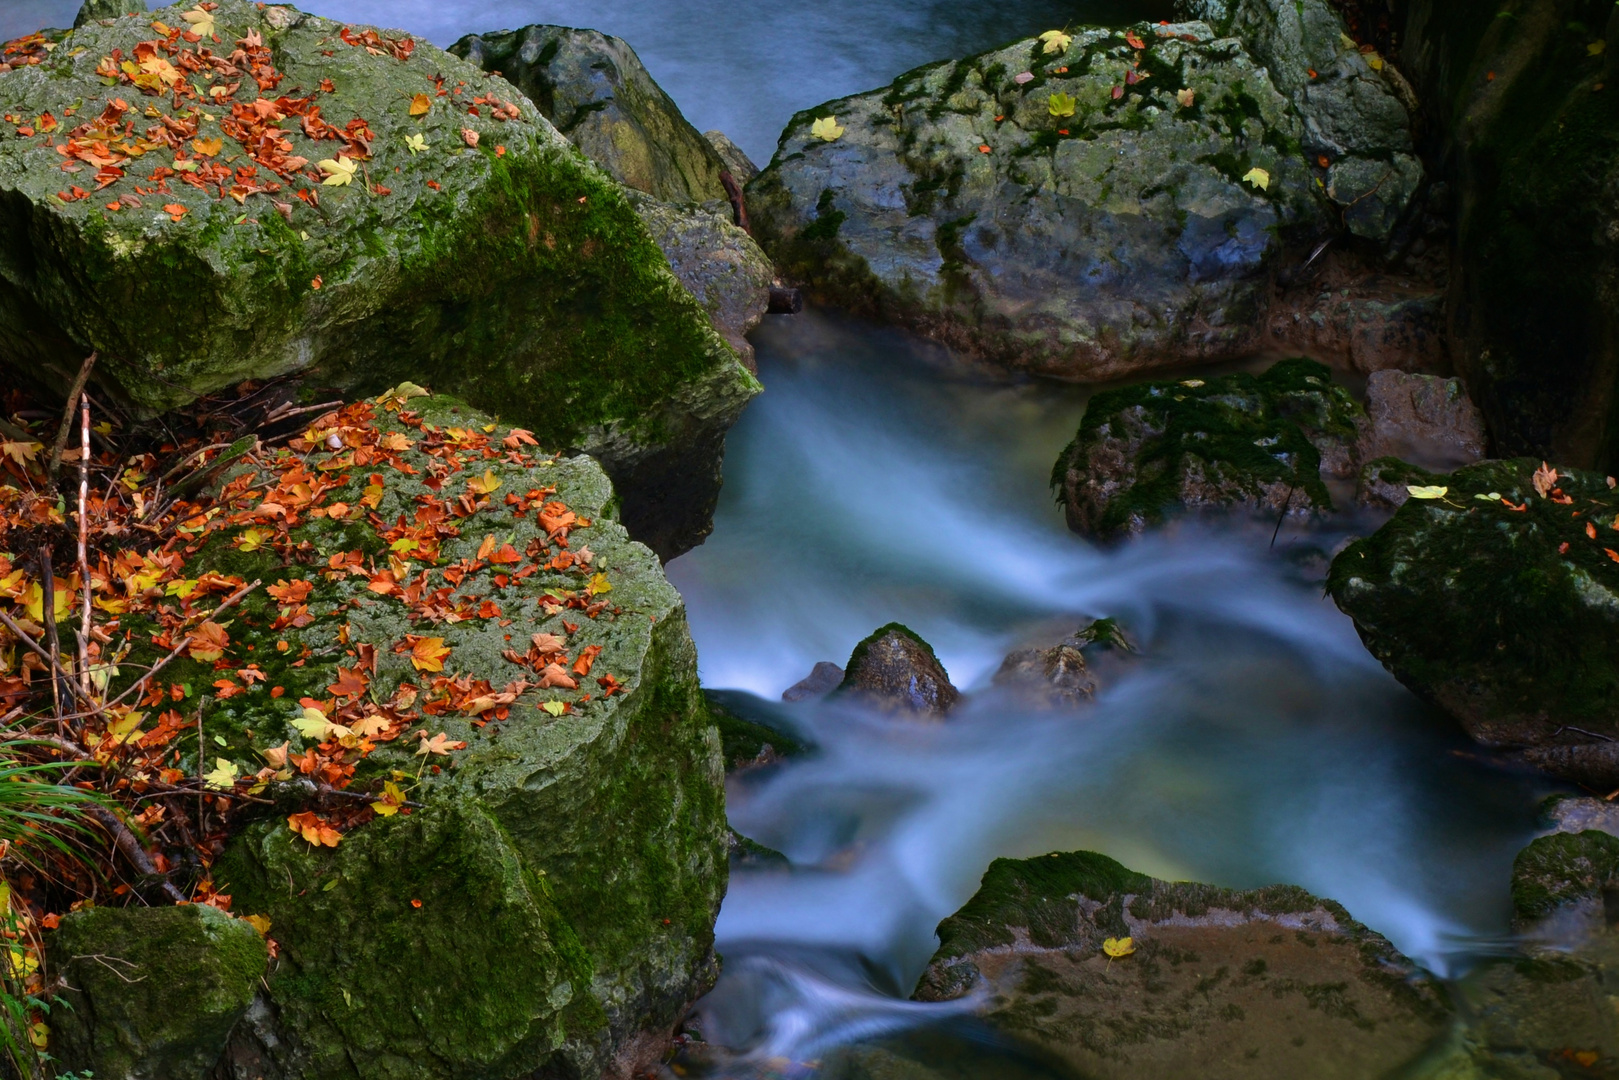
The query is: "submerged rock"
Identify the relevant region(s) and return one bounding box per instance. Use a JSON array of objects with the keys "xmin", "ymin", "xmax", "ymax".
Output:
[
  {"xmin": 87, "ymin": 394, "xmax": 729, "ymax": 1080},
  {"xmin": 748, "ymin": 20, "xmax": 1328, "ymax": 380},
  {"xmin": 1052, "ymin": 357, "xmax": 1363, "ymax": 540},
  {"xmin": 838, "ymin": 623, "xmax": 958, "ymax": 717},
  {"xmin": 992, "ymin": 644, "xmax": 1095, "ymax": 707},
  {"xmin": 0, "ymin": 2, "xmax": 757, "ymax": 560},
  {"xmin": 450, "ymin": 25, "xmax": 729, "ymax": 204},
  {"xmin": 1355, "ymin": 370, "xmax": 1486, "ymax": 473},
  {"xmin": 51, "ymin": 904, "xmax": 267, "ymax": 1080},
  {"xmin": 1329, "ymin": 458, "xmax": 1619, "ymax": 774},
  {"xmin": 782, "ymin": 660, "xmax": 846, "ymax": 702},
  {"xmin": 914, "ymin": 849, "xmax": 1451, "ymax": 1080}
]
